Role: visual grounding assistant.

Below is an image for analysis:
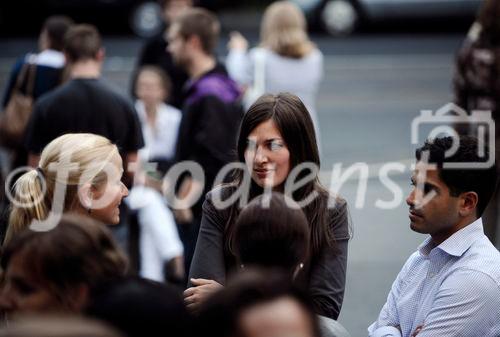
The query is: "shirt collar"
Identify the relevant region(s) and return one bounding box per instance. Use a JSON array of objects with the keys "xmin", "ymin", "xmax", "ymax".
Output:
[
  {"xmin": 33, "ymin": 49, "xmax": 65, "ymax": 68},
  {"xmin": 418, "ymin": 218, "xmax": 484, "ymax": 257}
]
